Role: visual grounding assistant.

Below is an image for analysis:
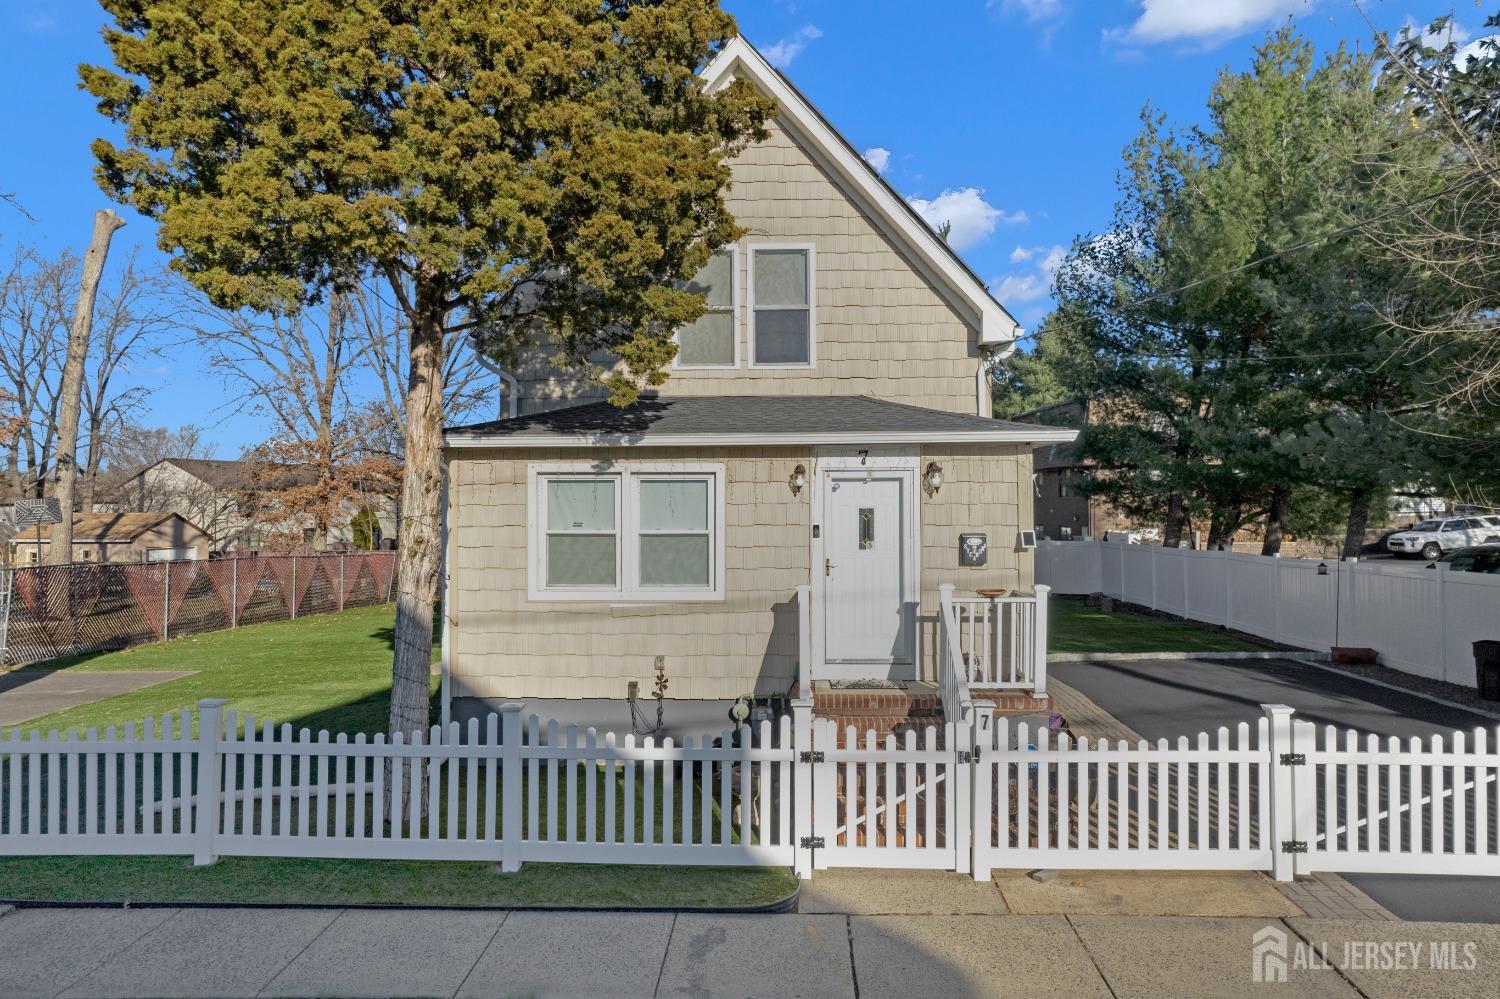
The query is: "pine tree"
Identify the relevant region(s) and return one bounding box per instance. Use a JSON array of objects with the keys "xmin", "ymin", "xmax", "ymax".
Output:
[{"xmin": 82, "ymin": 0, "xmax": 773, "ymax": 739}]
